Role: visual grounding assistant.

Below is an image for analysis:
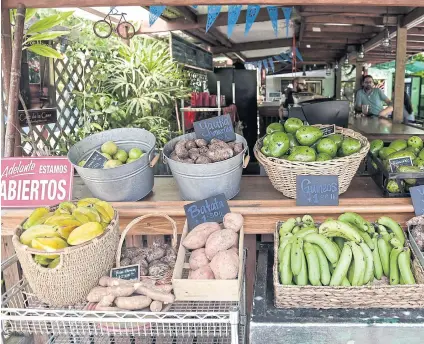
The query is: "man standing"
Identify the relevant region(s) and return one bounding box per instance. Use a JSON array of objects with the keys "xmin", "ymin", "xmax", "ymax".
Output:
[
  {"xmin": 279, "ymin": 77, "xmax": 307, "ymax": 120},
  {"xmin": 355, "ymin": 75, "xmax": 393, "ymax": 117}
]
